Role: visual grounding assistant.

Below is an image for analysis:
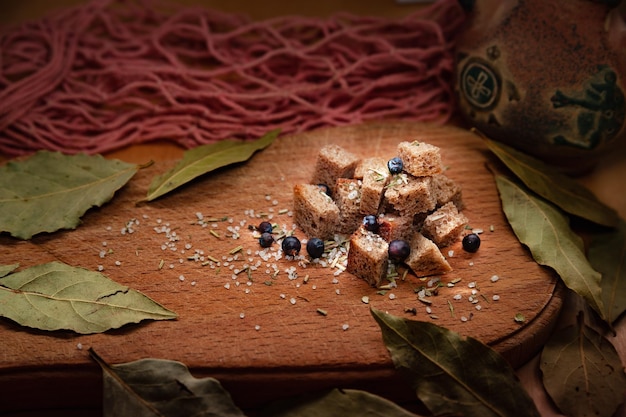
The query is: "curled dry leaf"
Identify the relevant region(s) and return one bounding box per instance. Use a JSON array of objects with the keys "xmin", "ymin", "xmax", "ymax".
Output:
[
  {"xmin": 0, "ymin": 262, "xmax": 177, "ymax": 334},
  {"xmin": 0, "ymin": 151, "xmax": 139, "ymax": 239},
  {"xmin": 90, "ymin": 349, "xmax": 246, "ymax": 417},
  {"xmin": 483, "ymin": 136, "xmax": 619, "ymax": 227},
  {"xmin": 371, "ymin": 308, "xmax": 540, "ymax": 417},
  {"xmin": 495, "ymin": 175, "xmax": 605, "ymax": 321},
  {"xmin": 146, "ymin": 129, "xmax": 279, "ymax": 201},
  {"xmin": 589, "ymin": 219, "xmax": 626, "ymax": 325},
  {"xmin": 540, "ymin": 312, "xmax": 626, "ymax": 417}
]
